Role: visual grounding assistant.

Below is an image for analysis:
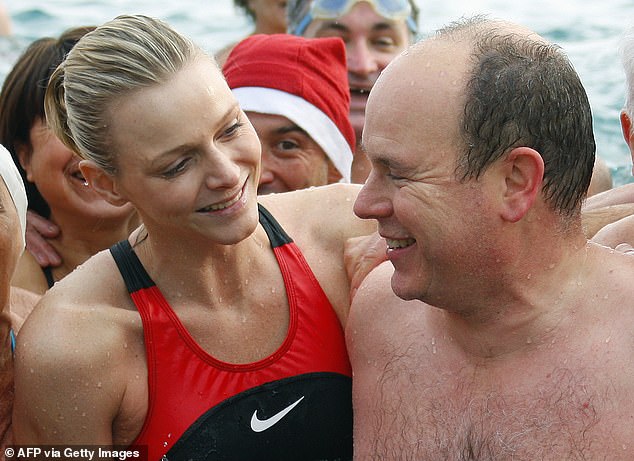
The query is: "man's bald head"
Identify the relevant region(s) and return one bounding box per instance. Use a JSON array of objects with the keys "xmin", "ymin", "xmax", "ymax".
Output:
[{"xmin": 366, "ymin": 16, "xmax": 595, "ymax": 217}]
